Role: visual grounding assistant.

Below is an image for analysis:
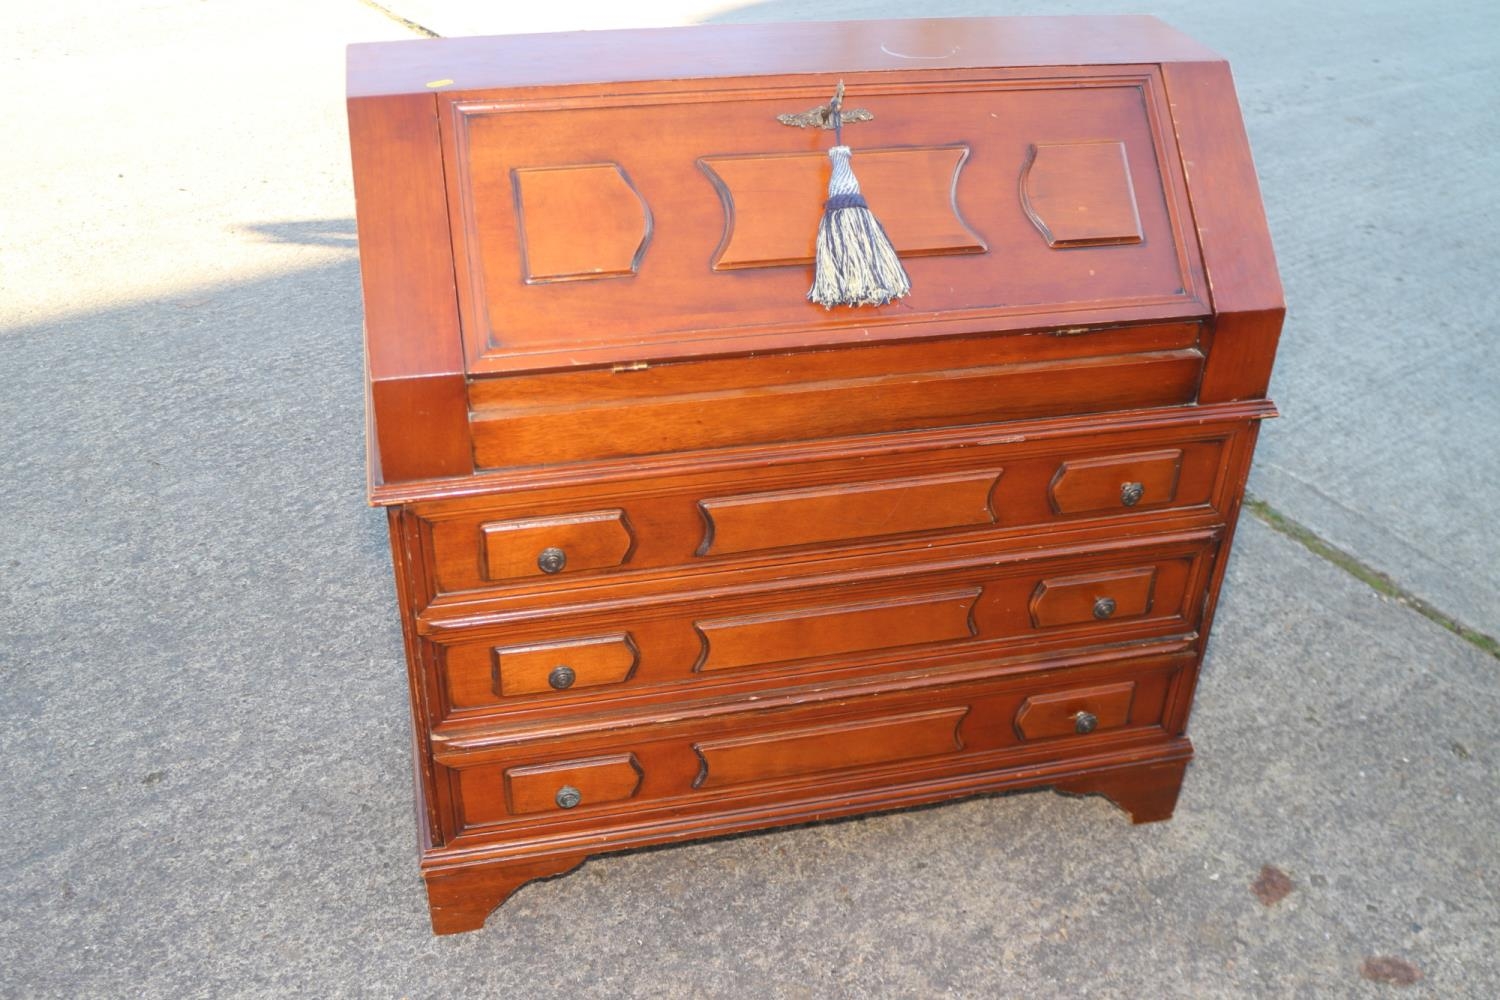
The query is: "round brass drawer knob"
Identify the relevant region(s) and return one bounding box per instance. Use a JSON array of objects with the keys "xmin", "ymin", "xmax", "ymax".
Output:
[
  {"xmin": 548, "ymin": 665, "xmax": 576, "ymax": 690},
  {"xmin": 555, "ymin": 786, "xmax": 582, "ymax": 809},
  {"xmin": 1120, "ymin": 481, "xmax": 1145, "ymax": 507},
  {"xmin": 537, "ymin": 546, "xmax": 568, "ymax": 574},
  {"xmin": 1093, "ymin": 596, "xmax": 1117, "ymax": 620},
  {"xmin": 1074, "ymin": 711, "xmax": 1099, "ymax": 735}
]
